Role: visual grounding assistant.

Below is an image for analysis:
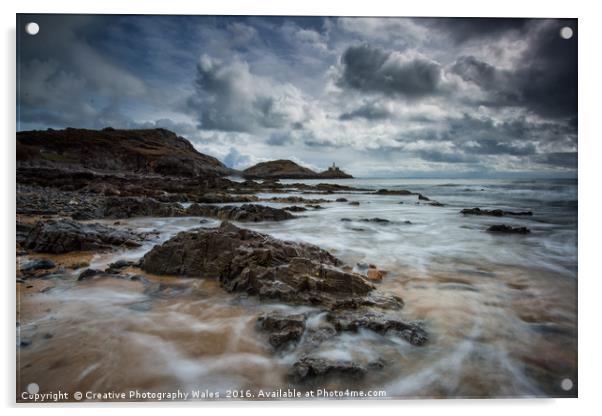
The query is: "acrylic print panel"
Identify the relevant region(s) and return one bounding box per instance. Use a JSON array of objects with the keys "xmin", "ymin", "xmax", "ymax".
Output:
[{"xmin": 16, "ymin": 14, "xmax": 577, "ymax": 402}]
